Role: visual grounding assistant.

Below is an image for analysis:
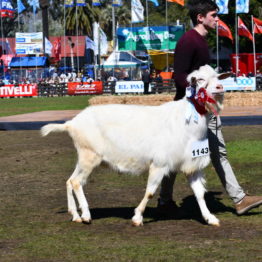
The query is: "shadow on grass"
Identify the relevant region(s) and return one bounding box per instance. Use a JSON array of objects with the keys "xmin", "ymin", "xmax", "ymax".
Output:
[{"xmin": 62, "ymin": 191, "xmax": 235, "ymax": 225}]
